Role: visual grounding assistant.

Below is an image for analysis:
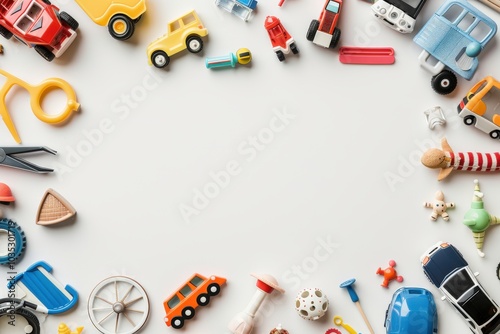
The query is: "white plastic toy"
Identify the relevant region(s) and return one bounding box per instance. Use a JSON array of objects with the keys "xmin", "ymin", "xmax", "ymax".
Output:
[
  {"xmin": 424, "ymin": 191, "xmax": 455, "ymax": 221},
  {"xmin": 295, "ymin": 287, "xmax": 329, "ymax": 320}
]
